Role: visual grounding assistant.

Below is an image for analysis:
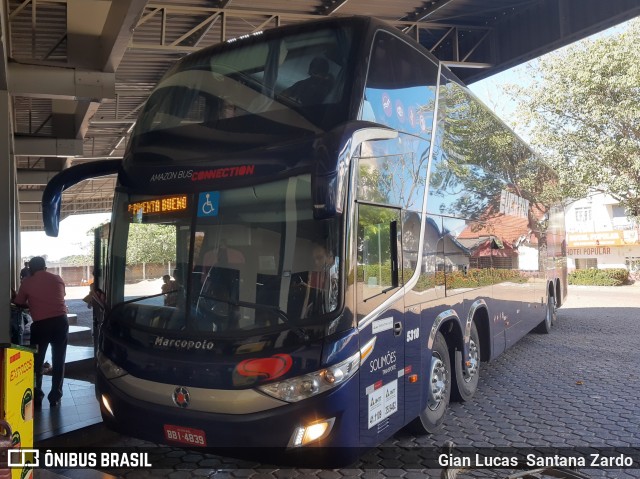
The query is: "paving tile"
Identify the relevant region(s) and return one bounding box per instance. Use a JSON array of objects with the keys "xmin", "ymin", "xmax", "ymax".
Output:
[{"xmin": 35, "ymin": 286, "xmax": 640, "ymax": 478}]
